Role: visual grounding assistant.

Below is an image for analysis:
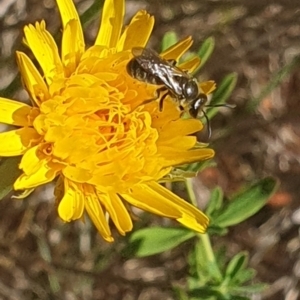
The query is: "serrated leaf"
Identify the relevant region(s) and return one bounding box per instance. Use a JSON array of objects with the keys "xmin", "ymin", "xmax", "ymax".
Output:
[
  {"xmin": 225, "ymin": 252, "xmax": 248, "ymax": 281},
  {"xmin": 126, "ymin": 227, "xmax": 196, "ymax": 257},
  {"xmin": 206, "ymin": 187, "xmax": 223, "ymax": 216},
  {"xmin": 213, "ymin": 177, "xmax": 278, "ymax": 228},
  {"xmin": 161, "ymin": 31, "xmax": 178, "ymax": 52},
  {"xmin": 197, "ymin": 37, "xmax": 215, "ymax": 70},
  {"xmin": 0, "ymin": 157, "xmax": 22, "ymax": 200},
  {"xmin": 206, "ymin": 73, "xmax": 238, "ymax": 119}
]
